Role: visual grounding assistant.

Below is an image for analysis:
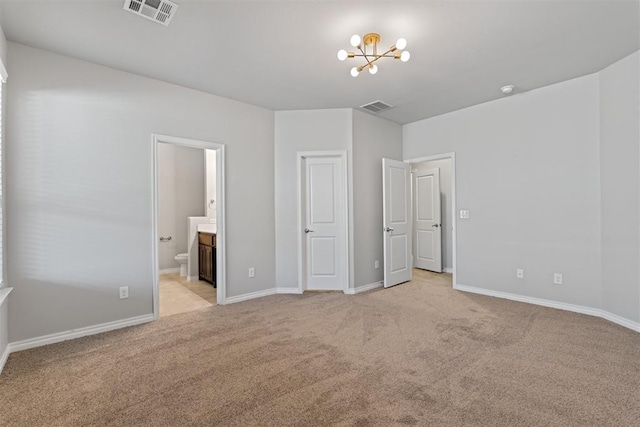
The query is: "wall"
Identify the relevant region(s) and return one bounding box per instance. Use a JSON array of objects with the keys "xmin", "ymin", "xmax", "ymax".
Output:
[
  {"xmin": 412, "ymin": 159, "xmax": 453, "ymax": 271},
  {"xmin": 0, "ymin": 22, "xmax": 6, "ymax": 76},
  {"xmin": 351, "ymin": 110, "xmax": 402, "ymax": 287},
  {"xmin": 404, "ymin": 74, "xmax": 603, "ymax": 309},
  {"xmin": 0, "ymin": 22, "xmax": 8, "ymax": 372},
  {"xmin": 274, "ymin": 109, "xmax": 352, "ymax": 289},
  {"xmin": 157, "ymin": 143, "xmax": 205, "ymax": 270},
  {"xmin": 6, "ymin": 43, "xmax": 275, "ymax": 343},
  {"xmin": 599, "ymin": 51, "xmax": 640, "ymax": 323}
]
